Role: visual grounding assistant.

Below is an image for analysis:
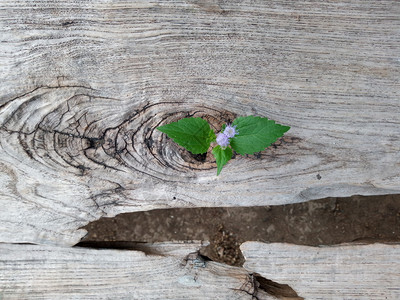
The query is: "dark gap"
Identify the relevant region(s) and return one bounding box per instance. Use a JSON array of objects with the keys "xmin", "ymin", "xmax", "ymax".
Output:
[
  {"xmin": 78, "ymin": 194, "xmax": 400, "ymax": 267},
  {"xmin": 144, "ymin": 137, "xmax": 153, "ymax": 148},
  {"xmin": 190, "ymin": 152, "xmax": 207, "ymax": 162},
  {"xmin": 77, "ymin": 241, "xmax": 167, "ymax": 256},
  {"xmin": 254, "ymin": 273, "xmax": 304, "ymax": 299},
  {"xmin": 87, "ymin": 137, "xmax": 103, "ymax": 149}
]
